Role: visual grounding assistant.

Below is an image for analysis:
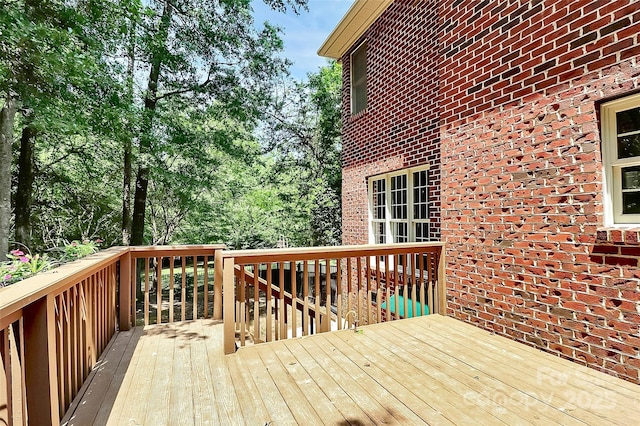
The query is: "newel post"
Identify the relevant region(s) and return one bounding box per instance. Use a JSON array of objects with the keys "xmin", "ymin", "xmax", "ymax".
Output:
[
  {"xmin": 214, "ymin": 250, "xmax": 223, "ymax": 320},
  {"xmin": 119, "ymin": 251, "xmax": 132, "ymax": 331},
  {"xmin": 437, "ymin": 243, "xmax": 447, "ymax": 315},
  {"xmin": 222, "ymin": 256, "xmax": 236, "ymax": 354},
  {"xmin": 23, "ymin": 296, "xmax": 60, "ymax": 426}
]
